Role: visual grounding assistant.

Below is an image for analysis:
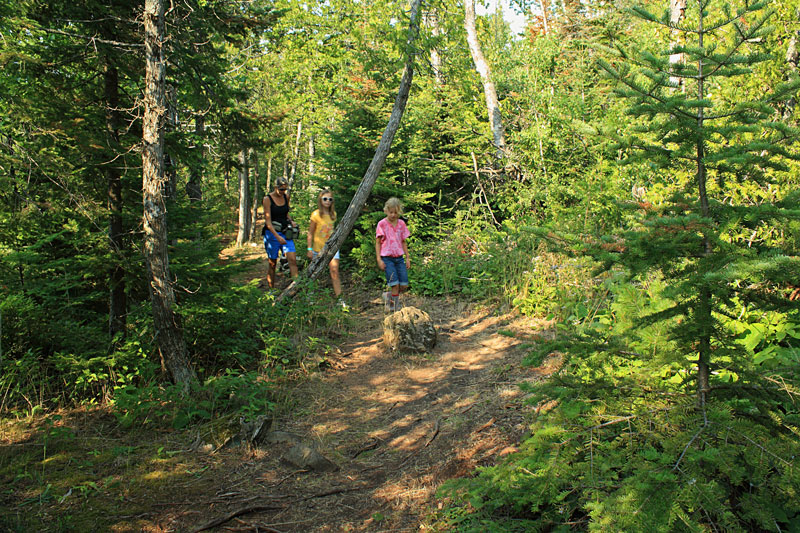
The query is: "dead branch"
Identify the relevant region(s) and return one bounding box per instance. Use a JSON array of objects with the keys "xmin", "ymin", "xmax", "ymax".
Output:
[{"xmin": 192, "ymin": 505, "xmax": 285, "ymax": 533}]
